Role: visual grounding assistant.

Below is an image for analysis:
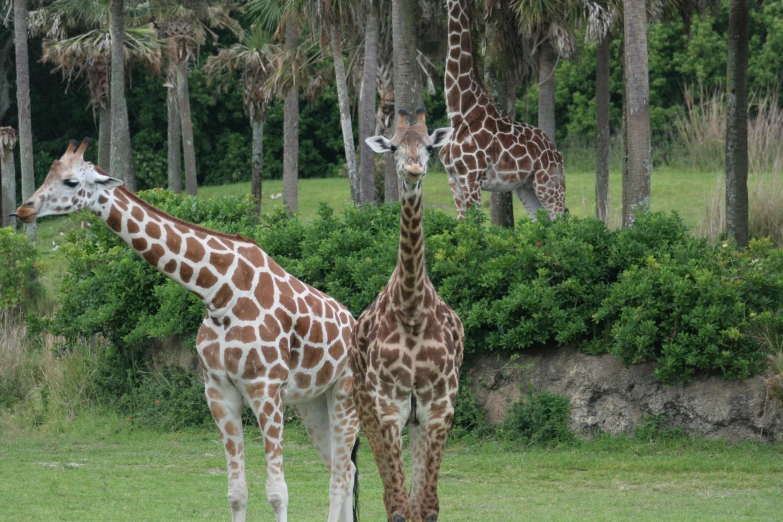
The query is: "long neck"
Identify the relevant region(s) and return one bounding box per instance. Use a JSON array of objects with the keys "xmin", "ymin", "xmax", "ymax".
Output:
[
  {"xmin": 93, "ymin": 186, "xmax": 249, "ymax": 303},
  {"xmin": 445, "ymin": 0, "xmax": 487, "ymax": 123},
  {"xmin": 390, "ymin": 181, "xmax": 432, "ymax": 322}
]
